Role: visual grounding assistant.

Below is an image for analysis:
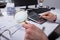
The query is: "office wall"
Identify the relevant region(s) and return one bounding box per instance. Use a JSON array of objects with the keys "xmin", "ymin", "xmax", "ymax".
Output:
[
  {"xmin": 43, "ymin": 0, "xmax": 60, "ymax": 9},
  {"xmin": 29, "ymin": 0, "xmax": 60, "ymax": 9},
  {"xmin": 0, "ymin": 0, "xmax": 60, "ymax": 9}
]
